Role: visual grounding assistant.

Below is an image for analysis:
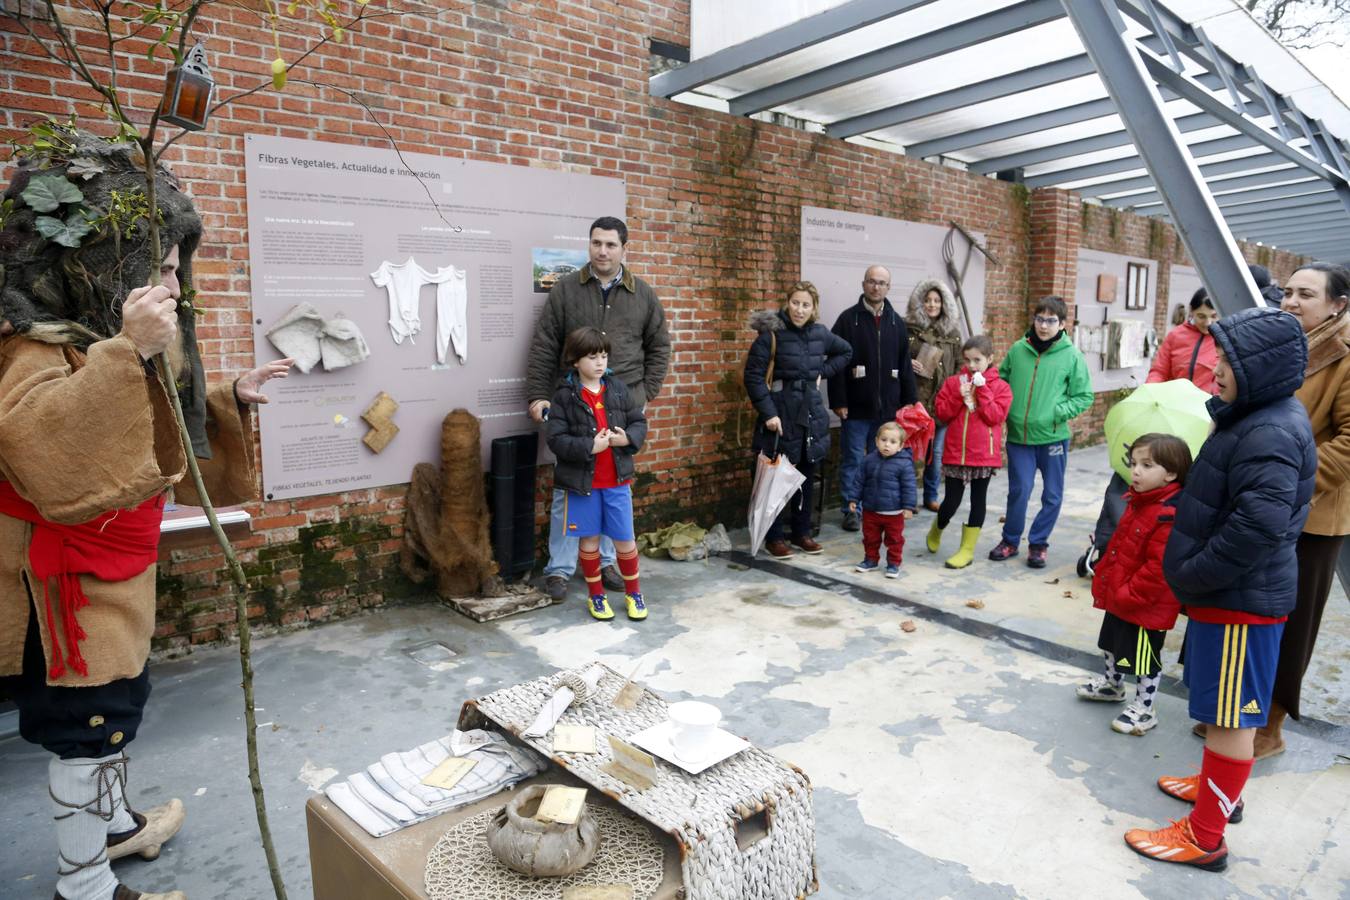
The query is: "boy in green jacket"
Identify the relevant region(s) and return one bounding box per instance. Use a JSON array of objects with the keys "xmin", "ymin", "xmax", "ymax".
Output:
[{"xmin": 989, "ymin": 296, "xmax": 1094, "ymax": 568}]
